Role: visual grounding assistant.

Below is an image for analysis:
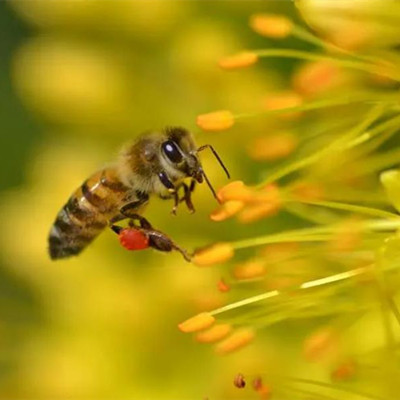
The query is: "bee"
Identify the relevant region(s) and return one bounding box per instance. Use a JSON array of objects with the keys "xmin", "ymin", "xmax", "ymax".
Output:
[{"xmin": 48, "ymin": 127, "xmax": 229, "ymax": 261}]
